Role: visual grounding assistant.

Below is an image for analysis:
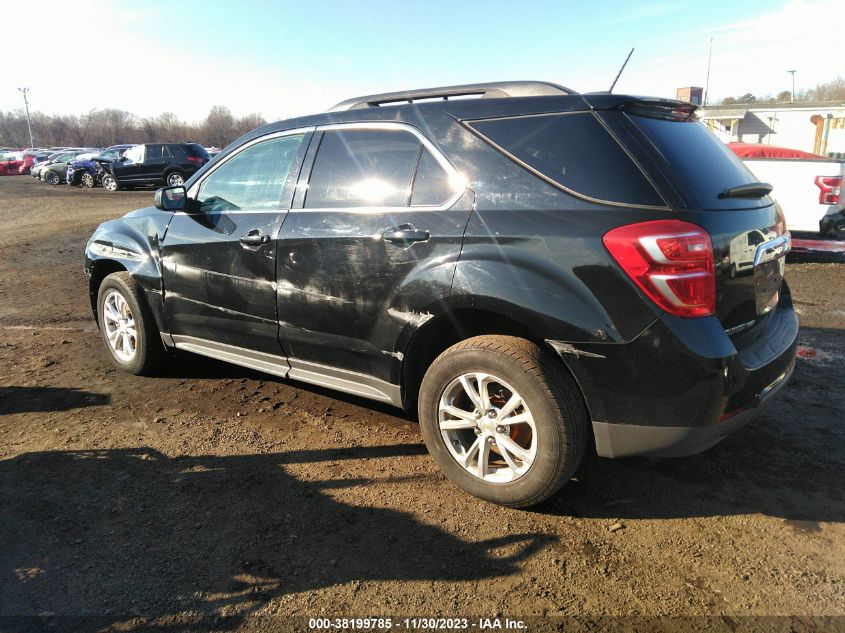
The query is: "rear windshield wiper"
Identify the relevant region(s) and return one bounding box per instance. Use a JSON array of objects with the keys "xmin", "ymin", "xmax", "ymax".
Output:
[{"xmin": 717, "ymin": 182, "xmax": 773, "ymax": 199}]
